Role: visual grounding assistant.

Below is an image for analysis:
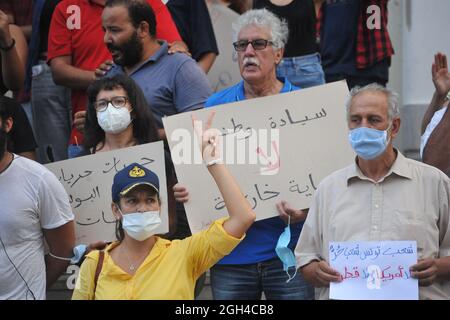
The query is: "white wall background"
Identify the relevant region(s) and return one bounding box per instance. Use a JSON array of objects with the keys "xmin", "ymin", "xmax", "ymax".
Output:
[{"xmin": 388, "ymin": 0, "xmax": 450, "ymax": 158}]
